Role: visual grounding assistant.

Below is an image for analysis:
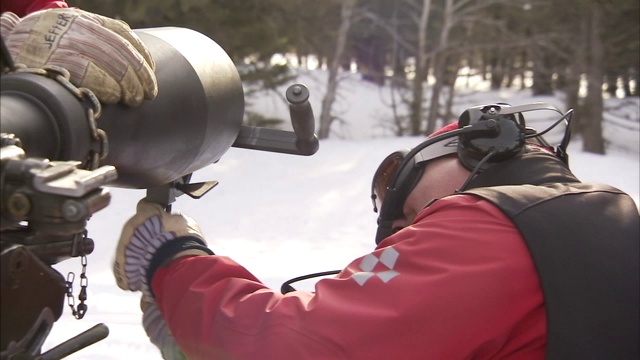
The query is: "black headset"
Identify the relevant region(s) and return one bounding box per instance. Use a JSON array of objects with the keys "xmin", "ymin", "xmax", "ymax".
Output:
[{"xmin": 374, "ymin": 102, "xmax": 573, "ymax": 243}]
